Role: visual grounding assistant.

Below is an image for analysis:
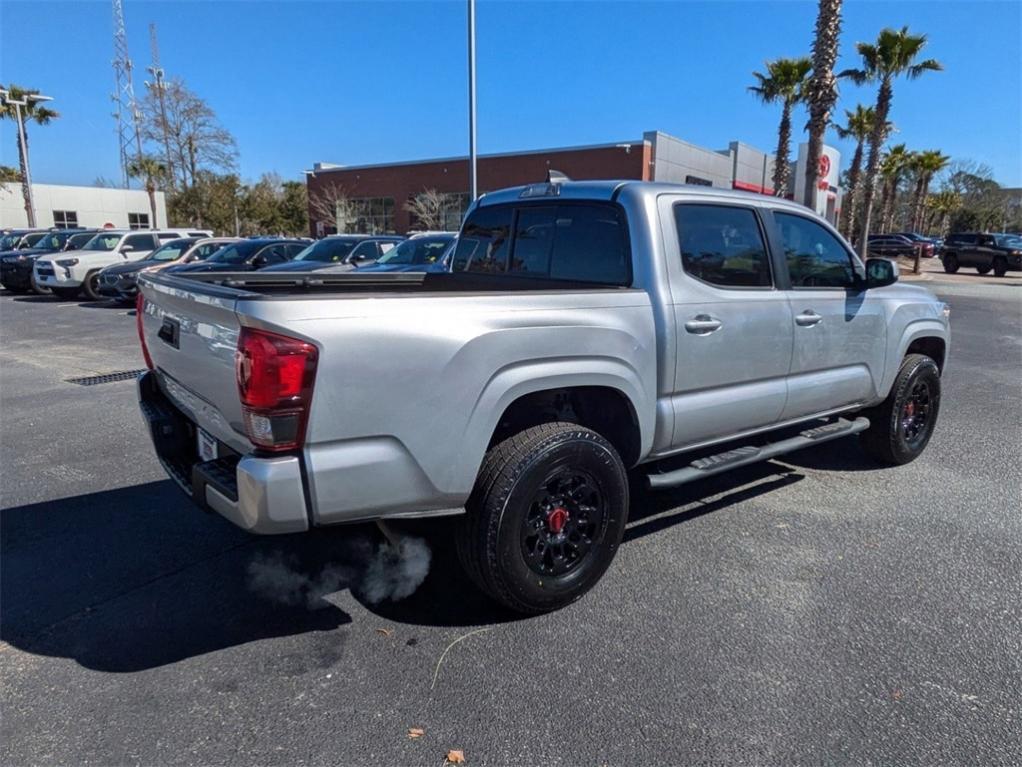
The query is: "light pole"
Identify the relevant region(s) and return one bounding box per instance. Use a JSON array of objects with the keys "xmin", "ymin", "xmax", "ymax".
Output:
[
  {"xmin": 0, "ymin": 89, "xmax": 53, "ymax": 228},
  {"xmin": 467, "ymin": 0, "xmax": 477, "ymax": 201}
]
